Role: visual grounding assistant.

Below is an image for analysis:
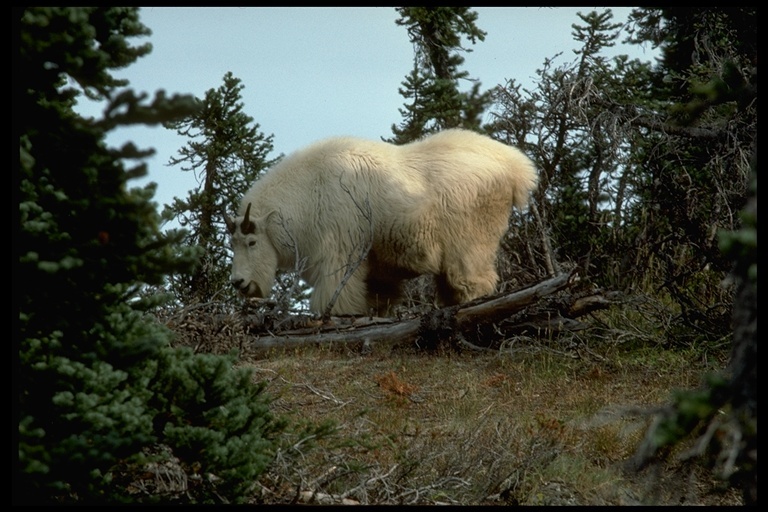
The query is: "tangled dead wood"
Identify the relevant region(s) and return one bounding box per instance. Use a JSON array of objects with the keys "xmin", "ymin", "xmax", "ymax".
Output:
[{"xmin": 240, "ymin": 270, "xmax": 620, "ymax": 352}]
